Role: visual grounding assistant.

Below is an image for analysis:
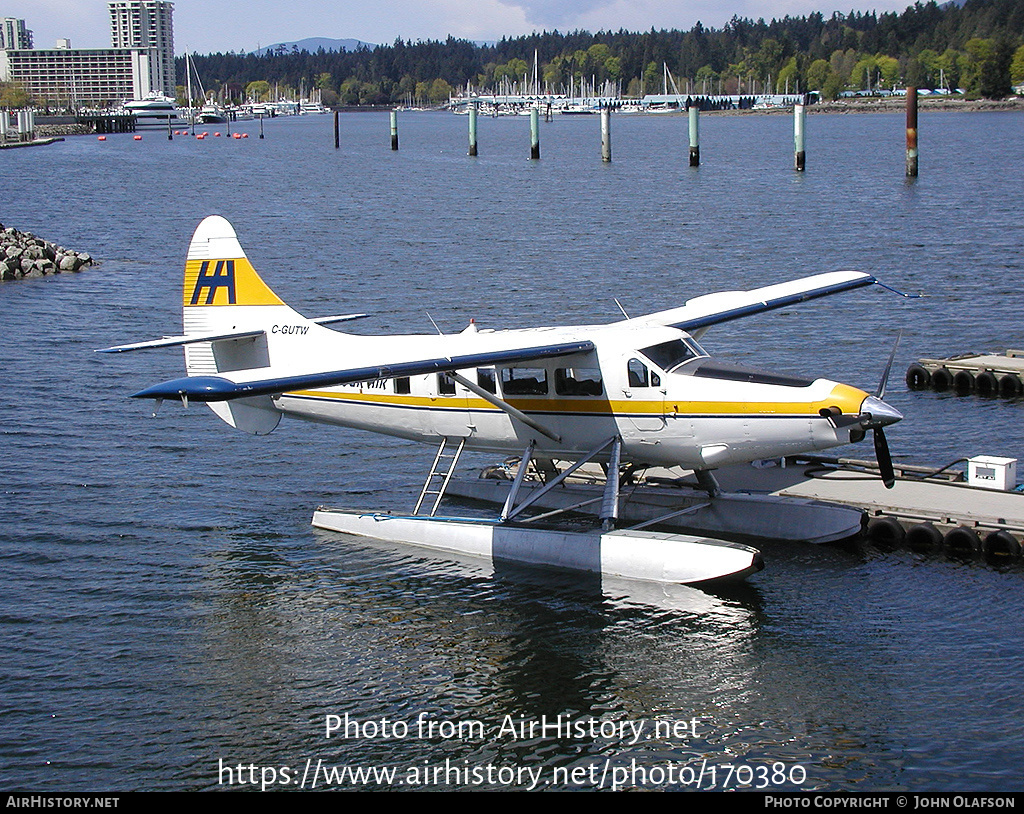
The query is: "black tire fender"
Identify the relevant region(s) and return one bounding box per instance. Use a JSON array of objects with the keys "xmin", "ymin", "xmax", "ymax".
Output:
[
  {"xmin": 905, "ymin": 363, "xmax": 931, "ymax": 390},
  {"xmin": 906, "ymin": 522, "xmax": 943, "ymax": 552},
  {"xmin": 867, "ymin": 516, "xmax": 906, "ymax": 548},
  {"xmin": 944, "ymin": 525, "xmax": 982, "ymax": 556},
  {"xmin": 983, "ymin": 530, "xmax": 1022, "ymax": 563}
]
